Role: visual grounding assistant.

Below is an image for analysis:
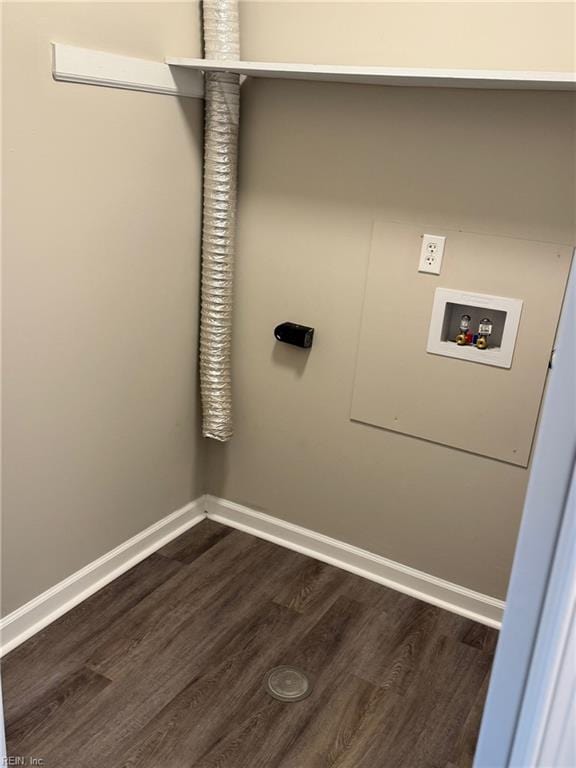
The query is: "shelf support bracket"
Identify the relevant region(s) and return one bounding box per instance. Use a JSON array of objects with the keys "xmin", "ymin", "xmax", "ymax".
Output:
[{"xmin": 52, "ymin": 43, "xmax": 204, "ymax": 99}]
